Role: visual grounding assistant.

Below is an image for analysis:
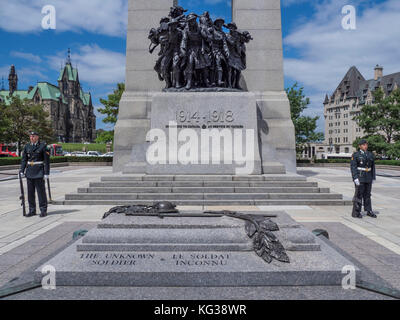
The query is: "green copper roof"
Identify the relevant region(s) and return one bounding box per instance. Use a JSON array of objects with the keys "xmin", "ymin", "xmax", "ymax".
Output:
[
  {"xmin": 79, "ymin": 88, "xmax": 91, "ymax": 106},
  {"xmin": 58, "ymin": 63, "xmax": 78, "ymax": 82},
  {"xmin": 0, "ymin": 90, "xmax": 29, "ymax": 105},
  {"xmin": 37, "ymin": 82, "xmax": 62, "ymax": 101}
]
